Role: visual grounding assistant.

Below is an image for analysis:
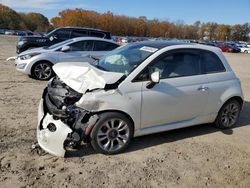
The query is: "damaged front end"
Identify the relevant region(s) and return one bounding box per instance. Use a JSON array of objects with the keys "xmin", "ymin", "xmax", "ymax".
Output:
[{"xmin": 37, "ymin": 76, "xmax": 98, "ymax": 157}]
